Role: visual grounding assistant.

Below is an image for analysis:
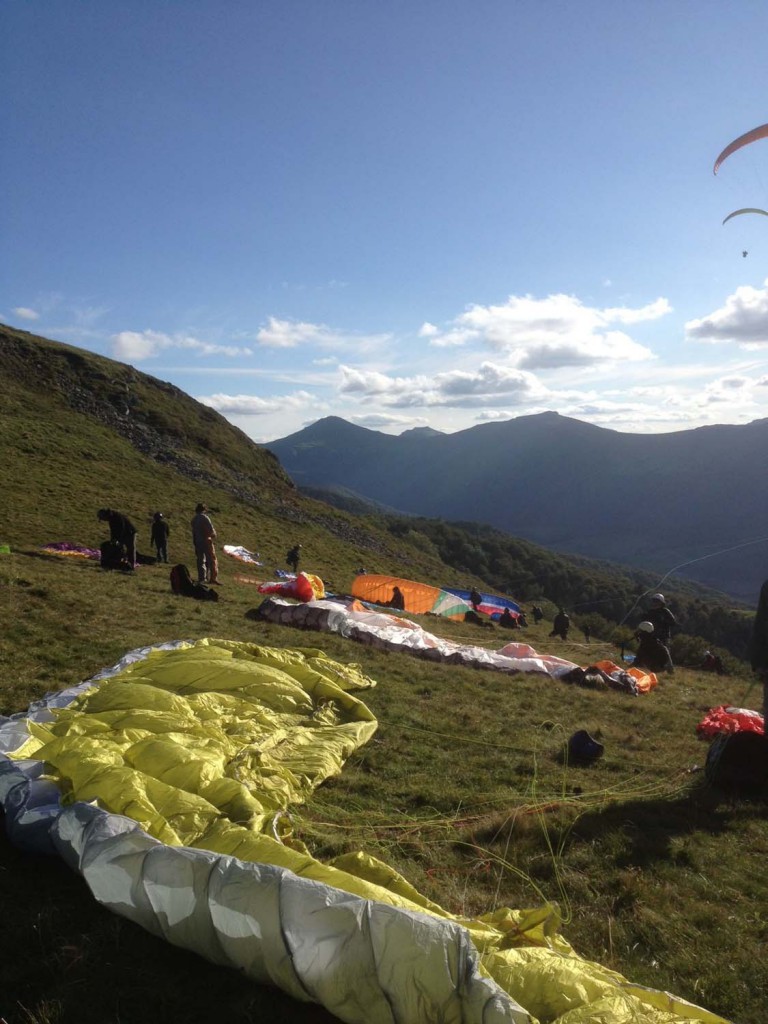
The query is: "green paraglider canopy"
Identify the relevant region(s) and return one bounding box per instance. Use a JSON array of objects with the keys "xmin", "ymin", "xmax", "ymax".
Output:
[{"xmin": 722, "ymin": 207, "xmax": 768, "ymax": 225}]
